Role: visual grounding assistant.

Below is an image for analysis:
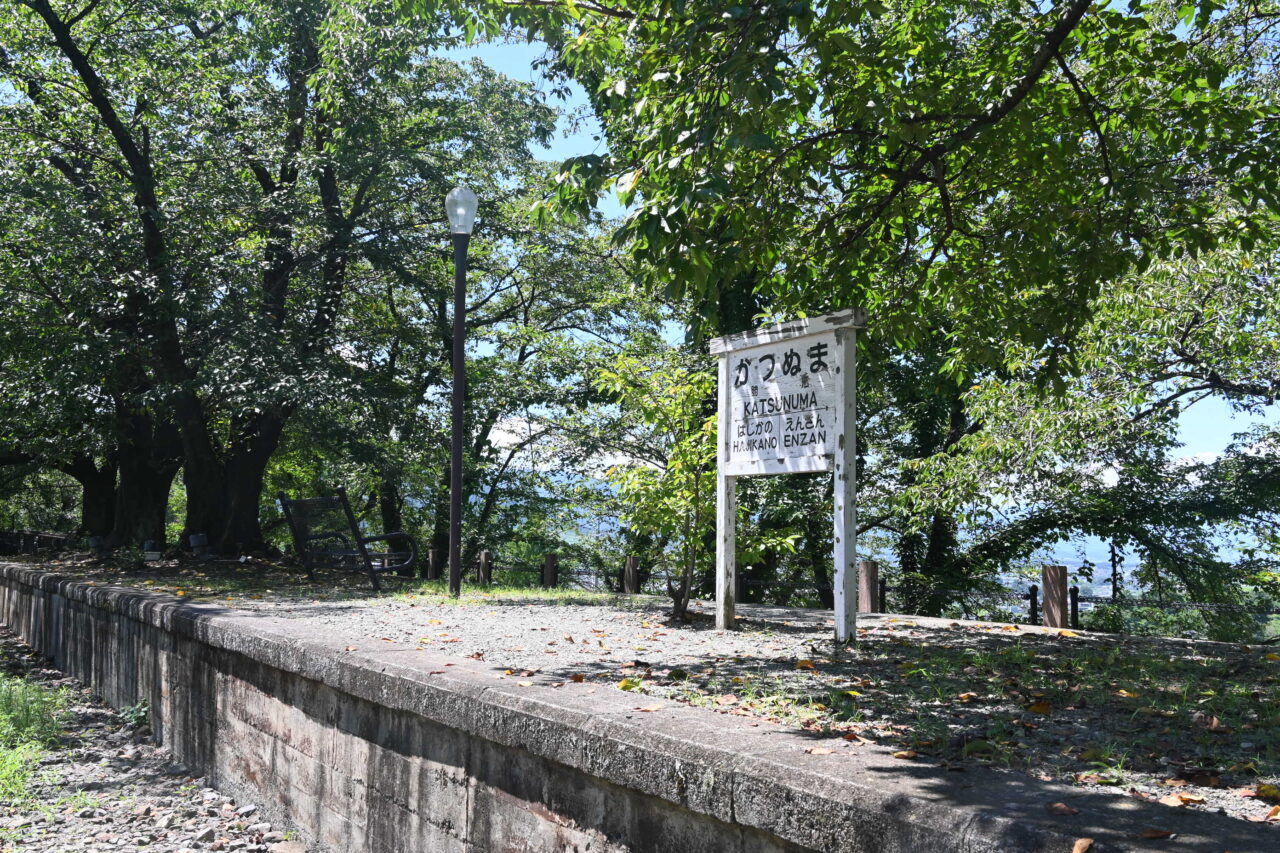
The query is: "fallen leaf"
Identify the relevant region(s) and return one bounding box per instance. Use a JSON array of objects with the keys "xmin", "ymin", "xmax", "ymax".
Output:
[
  {"xmin": 1028, "ymin": 701, "xmax": 1052, "ymax": 714},
  {"xmin": 891, "ymin": 750, "xmax": 918, "ymax": 759},
  {"xmin": 957, "ymin": 692, "xmax": 979, "ymax": 703},
  {"xmin": 1137, "ymin": 828, "xmax": 1174, "ymax": 839},
  {"xmin": 1158, "ymin": 794, "xmax": 1186, "ymax": 808},
  {"xmin": 1256, "ymin": 783, "xmax": 1280, "ymax": 802},
  {"xmin": 1046, "ymin": 802, "xmax": 1080, "ymax": 816},
  {"xmin": 1071, "ymin": 839, "xmax": 1093, "ymax": 853},
  {"xmin": 805, "ymin": 747, "xmax": 834, "ymax": 755},
  {"xmin": 1001, "ymin": 625, "xmax": 1020, "ymax": 631},
  {"xmin": 570, "ymin": 673, "xmax": 585, "ymax": 683},
  {"xmin": 617, "ymin": 677, "xmax": 642, "ymax": 691},
  {"xmin": 517, "ymin": 680, "xmax": 534, "ymax": 687},
  {"xmin": 796, "ymin": 659, "xmax": 816, "ymax": 671},
  {"xmin": 715, "ymin": 694, "xmax": 738, "ymax": 706},
  {"xmin": 343, "ymin": 646, "xmax": 358, "ymax": 652},
  {"xmin": 1264, "ymin": 652, "xmax": 1280, "ymax": 661},
  {"xmin": 1162, "ymin": 778, "xmax": 1188, "ymax": 787},
  {"xmin": 1177, "ymin": 793, "xmax": 1206, "ymax": 804},
  {"xmin": 1266, "ymin": 805, "xmax": 1280, "ymax": 822},
  {"xmin": 962, "ymin": 739, "xmax": 996, "ymax": 756},
  {"xmin": 638, "ymin": 704, "xmax": 664, "ymax": 712},
  {"xmin": 1116, "ymin": 689, "xmax": 1140, "ymax": 699},
  {"xmin": 1058, "ymin": 630, "xmax": 1080, "ymax": 638}
]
